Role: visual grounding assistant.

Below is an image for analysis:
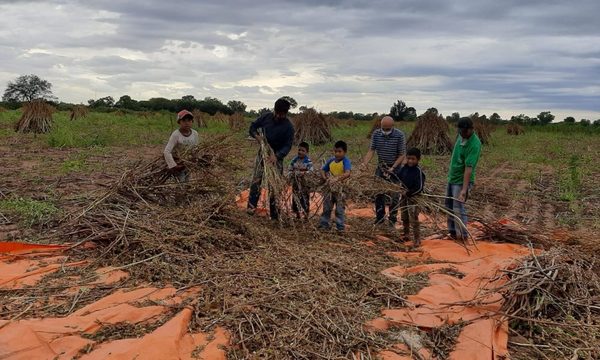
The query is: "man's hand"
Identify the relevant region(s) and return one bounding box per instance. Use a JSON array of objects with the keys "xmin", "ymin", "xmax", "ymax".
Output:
[
  {"xmin": 267, "ymin": 154, "xmax": 277, "ymax": 165},
  {"xmin": 458, "ymin": 188, "xmax": 468, "ymax": 202},
  {"xmin": 255, "ymin": 134, "xmax": 264, "ymax": 142}
]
